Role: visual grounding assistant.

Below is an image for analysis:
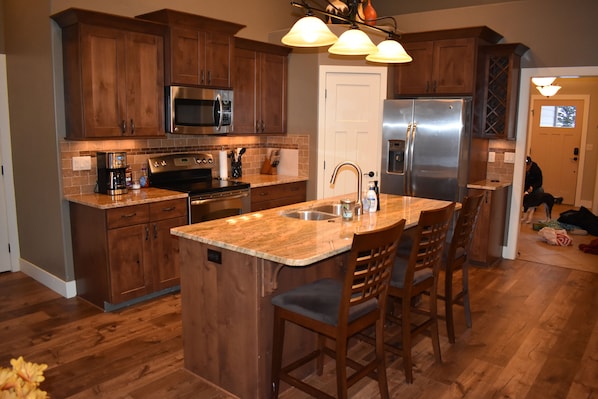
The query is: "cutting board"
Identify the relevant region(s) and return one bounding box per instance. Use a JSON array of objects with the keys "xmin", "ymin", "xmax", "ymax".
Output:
[{"xmin": 270, "ymin": 148, "xmax": 298, "ymax": 176}]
